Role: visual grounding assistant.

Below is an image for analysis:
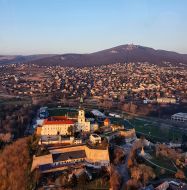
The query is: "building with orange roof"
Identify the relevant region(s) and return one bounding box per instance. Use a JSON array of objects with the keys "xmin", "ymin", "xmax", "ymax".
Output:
[{"xmin": 104, "ymin": 118, "xmax": 110, "ymax": 127}]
